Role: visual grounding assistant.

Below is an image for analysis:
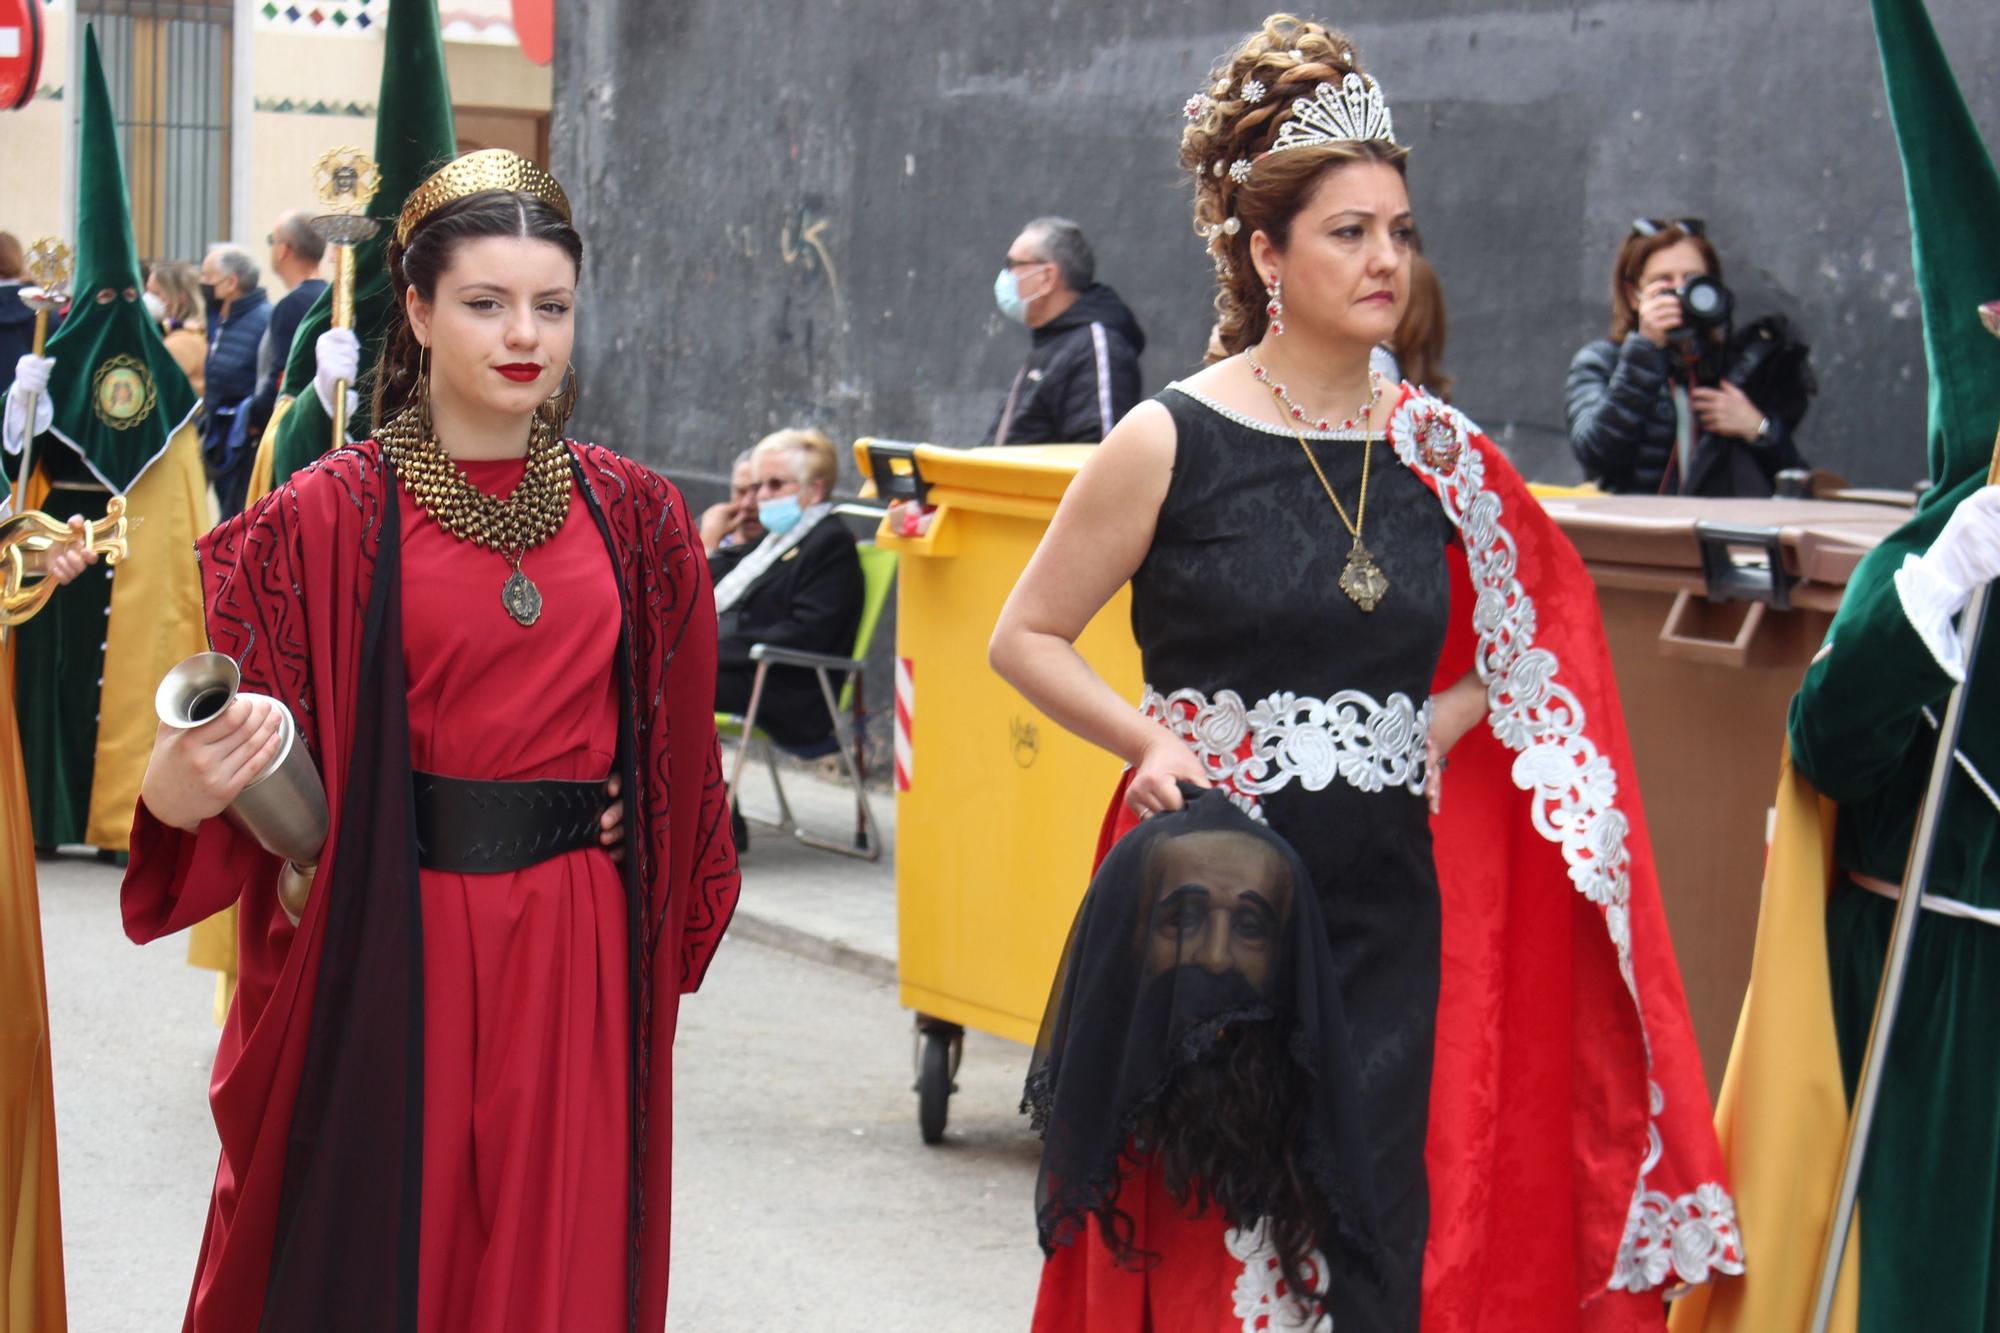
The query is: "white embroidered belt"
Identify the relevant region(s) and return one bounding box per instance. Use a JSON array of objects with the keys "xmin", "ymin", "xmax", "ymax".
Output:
[
  {"xmin": 1141, "ymin": 684, "xmax": 1432, "ymax": 804},
  {"xmin": 1851, "ymin": 871, "xmax": 2000, "ymax": 930}
]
